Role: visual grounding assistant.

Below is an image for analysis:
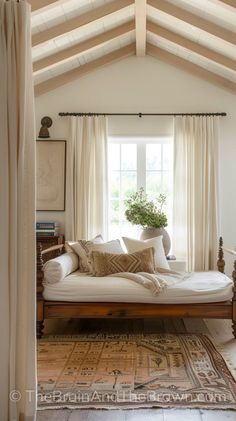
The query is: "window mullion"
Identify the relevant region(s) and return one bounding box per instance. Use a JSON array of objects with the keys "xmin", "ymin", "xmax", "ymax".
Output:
[
  {"xmin": 119, "ymin": 144, "xmax": 122, "ymax": 234},
  {"xmin": 161, "ymin": 143, "xmax": 163, "ymax": 192},
  {"xmin": 137, "ymin": 143, "xmax": 146, "ymax": 192}
]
